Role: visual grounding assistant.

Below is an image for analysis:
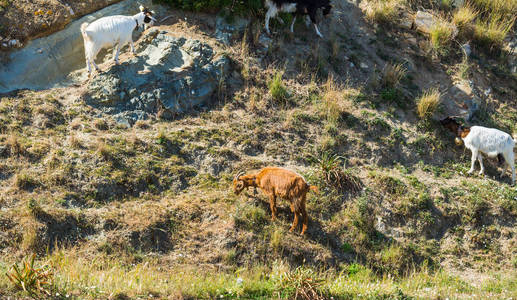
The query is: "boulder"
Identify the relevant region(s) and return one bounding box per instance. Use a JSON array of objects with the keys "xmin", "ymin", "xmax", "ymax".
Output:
[
  {"xmin": 86, "ymin": 30, "xmax": 231, "ymax": 126},
  {"xmin": 414, "ymin": 11, "xmax": 457, "ymax": 38},
  {"xmin": 414, "ymin": 11, "xmax": 435, "ymax": 34}
]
